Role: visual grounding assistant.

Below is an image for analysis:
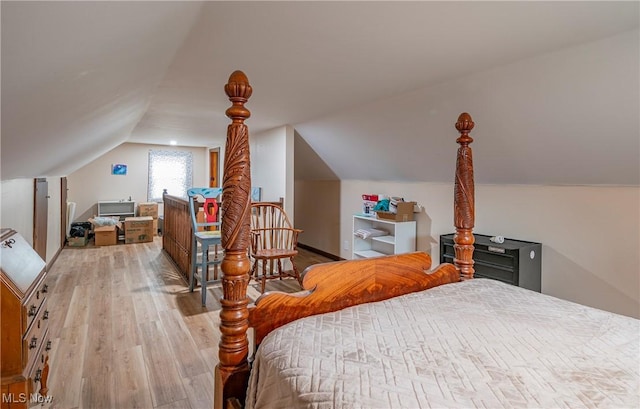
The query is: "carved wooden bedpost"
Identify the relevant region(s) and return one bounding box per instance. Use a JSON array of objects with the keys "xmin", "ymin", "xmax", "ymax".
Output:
[
  {"xmin": 453, "ymin": 113, "xmax": 475, "ymax": 280},
  {"xmin": 215, "ymin": 71, "xmax": 253, "ymax": 409}
]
